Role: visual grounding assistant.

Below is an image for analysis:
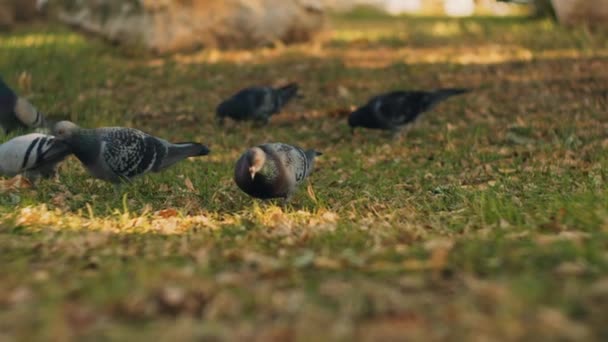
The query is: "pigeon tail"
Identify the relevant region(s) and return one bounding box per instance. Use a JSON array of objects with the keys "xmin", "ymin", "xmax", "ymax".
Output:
[
  {"xmin": 171, "ymin": 142, "xmax": 210, "ymax": 157},
  {"xmin": 276, "ymin": 83, "xmax": 299, "ymax": 105},
  {"xmin": 428, "ymin": 88, "xmax": 469, "ymax": 106},
  {"xmin": 305, "ymin": 149, "xmax": 322, "ymax": 159},
  {"xmin": 158, "ymin": 142, "xmax": 210, "ymax": 171}
]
